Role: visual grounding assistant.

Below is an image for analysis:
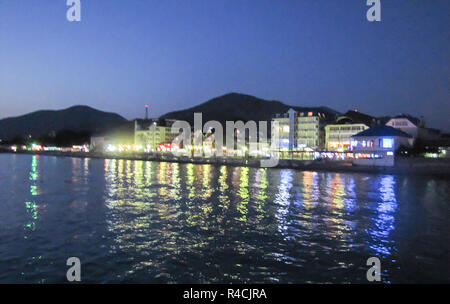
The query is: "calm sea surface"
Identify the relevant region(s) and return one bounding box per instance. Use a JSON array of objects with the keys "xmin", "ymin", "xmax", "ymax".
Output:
[{"xmin": 0, "ymin": 154, "xmax": 448, "ymax": 283}]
